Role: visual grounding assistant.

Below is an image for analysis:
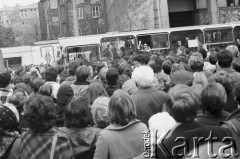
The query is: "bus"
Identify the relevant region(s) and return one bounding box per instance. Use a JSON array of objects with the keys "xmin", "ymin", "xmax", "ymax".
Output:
[{"xmin": 58, "ymin": 23, "xmax": 240, "ymax": 63}]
